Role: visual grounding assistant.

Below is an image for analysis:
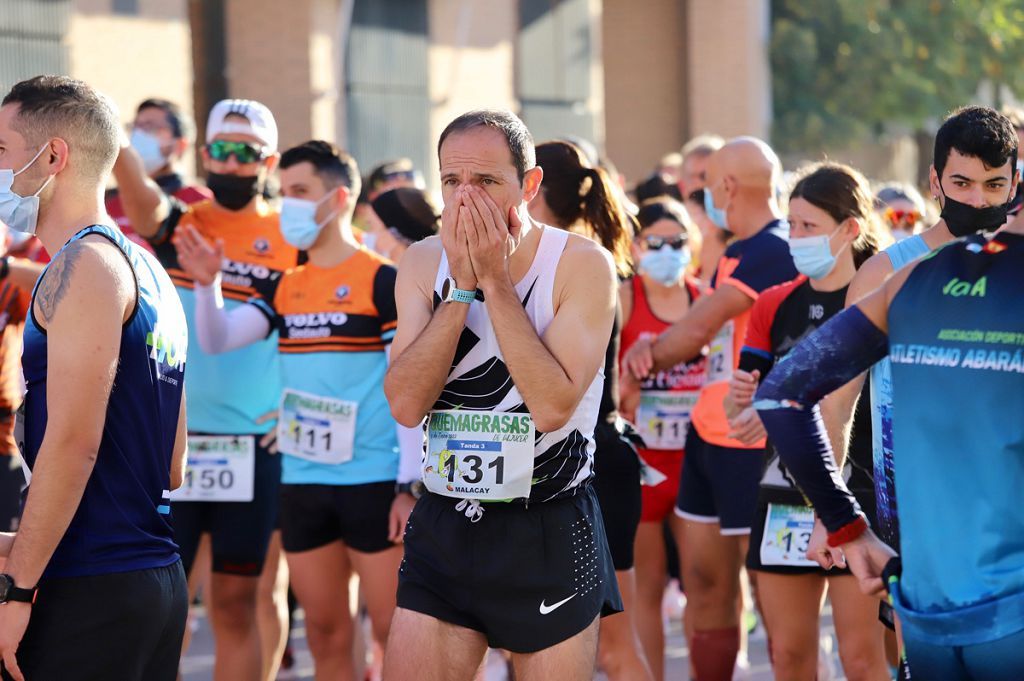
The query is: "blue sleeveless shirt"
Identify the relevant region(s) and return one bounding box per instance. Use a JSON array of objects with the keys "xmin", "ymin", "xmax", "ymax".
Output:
[
  {"xmin": 887, "ymin": 233, "xmax": 1024, "ymax": 645},
  {"xmin": 868, "ymin": 234, "xmax": 930, "ymax": 548},
  {"xmin": 22, "ymin": 225, "xmax": 187, "ymax": 578}
]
